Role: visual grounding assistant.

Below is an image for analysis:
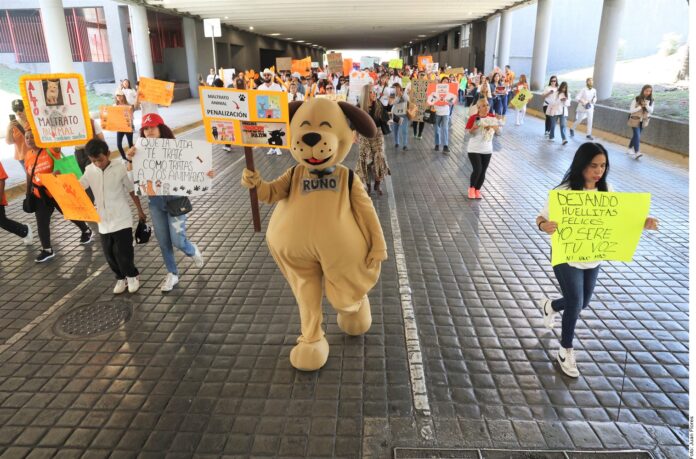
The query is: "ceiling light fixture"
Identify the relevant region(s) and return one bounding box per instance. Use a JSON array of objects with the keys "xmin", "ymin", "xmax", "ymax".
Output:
[
  {"xmin": 296, "ymin": 40, "xmax": 305, "ymax": 43},
  {"xmin": 249, "ymin": 26, "xmax": 254, "ymax": 30},
  {"xmin": 417, "ymin": 34, "xmax": 426, "ymax": 37},
  {"xmin": 270, "ymin": 33, "xmax": 280, "ymax": 36},
  {"xmin": 224, "ymin": 16, "xmax": 228, "ymax": 19}
]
